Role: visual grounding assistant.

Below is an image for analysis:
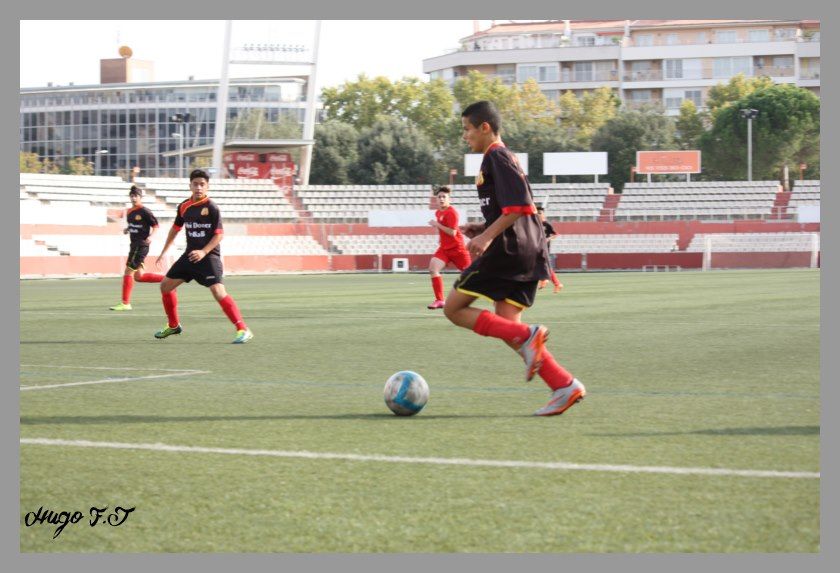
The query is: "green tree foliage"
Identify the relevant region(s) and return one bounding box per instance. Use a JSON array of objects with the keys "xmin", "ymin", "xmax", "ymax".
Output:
[
  {"xmin": 351, "ymin": 116, "xmax": 437, "ymax": 185},
  {"xmin": 309, "ymin": 120, "xmax": 360, "ymax": 185},
  {"xmin": 704, "ymin": 74, "xmax": 775, "ymax": 121},
  {"xmin": 557, "ymin": 87, "xmax": 620, "ymax": 150},
  {"xmin": 64, "ymin": 157, "xmax": 94, "ymax": 175},
  {"xmin": 700, "ymin": 83, "xmax": 820, "ymax": 181},
  {"xmin": 675, "ymin": 100, "xmax": 705, "ymax": 150},
  {"xmin": 19, "ymin": 152, "xmax": 42, "ymax": 173},
  {"xmin": 591, "ymin": 108, "xmax": 677, "ymax": 192}
]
